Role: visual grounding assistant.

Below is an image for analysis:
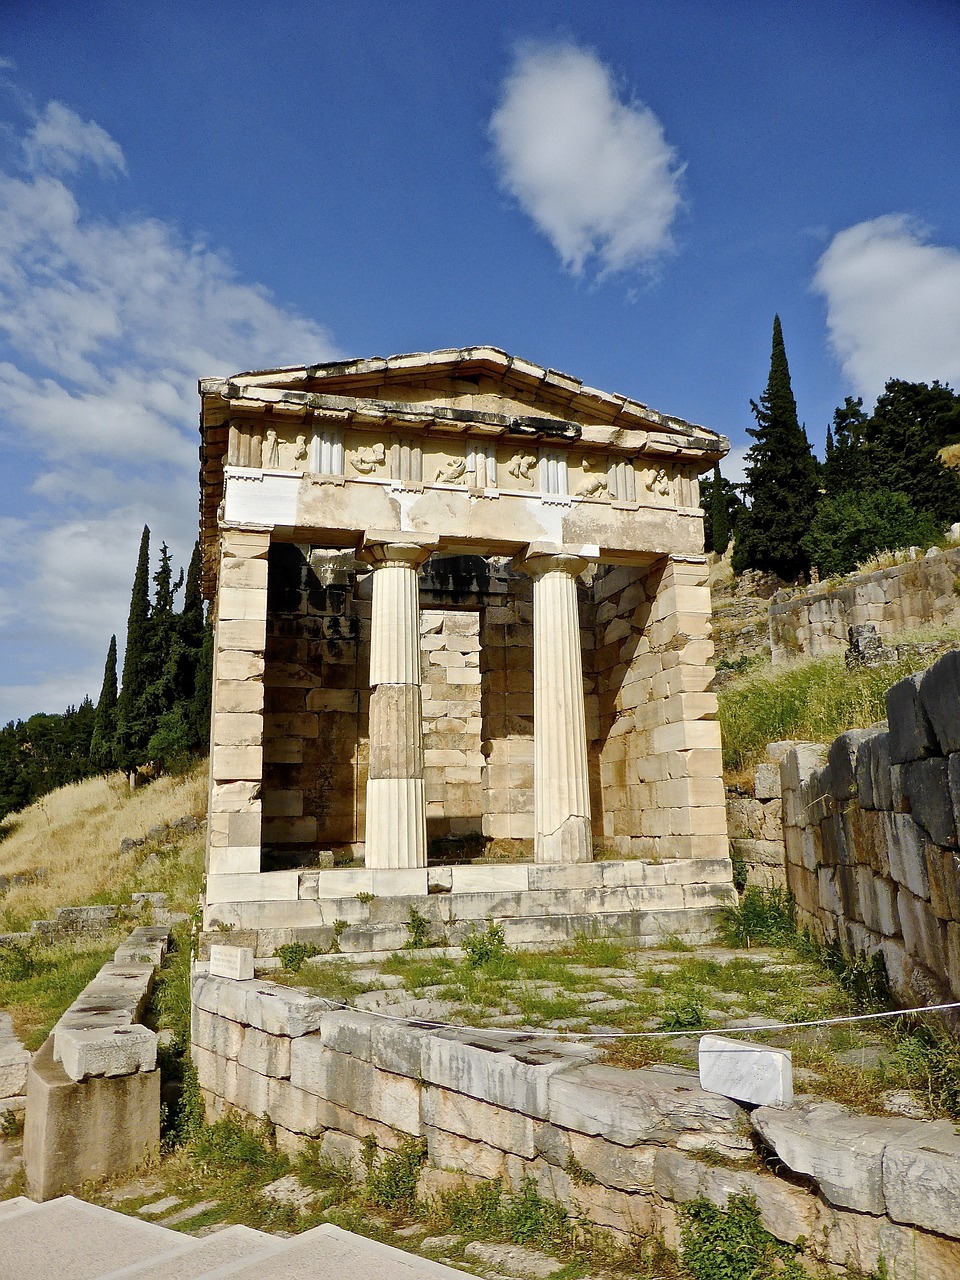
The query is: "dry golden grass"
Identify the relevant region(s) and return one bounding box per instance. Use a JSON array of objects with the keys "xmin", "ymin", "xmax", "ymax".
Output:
[{"xmin": 0, "ymin": 763, "xmax": 208, "ymax": 930}]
